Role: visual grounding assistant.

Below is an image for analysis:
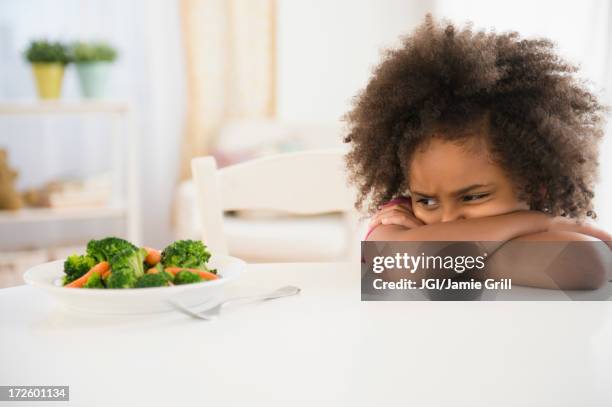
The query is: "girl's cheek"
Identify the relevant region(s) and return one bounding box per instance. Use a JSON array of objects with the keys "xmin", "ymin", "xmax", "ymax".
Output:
[
  {"xmin": 464, "ymin": 199, "xmax": 521, "ymax": 218},
  {"xmin": 413, "ymin": 208, "xmax": 436, "ymax": 225}
]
